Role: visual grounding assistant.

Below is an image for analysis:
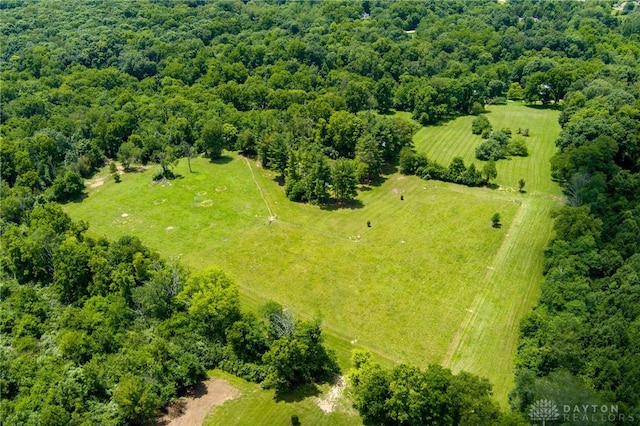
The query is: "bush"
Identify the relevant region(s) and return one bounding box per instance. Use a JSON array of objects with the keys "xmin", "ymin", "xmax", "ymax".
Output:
[
  {"xmin": 470, "ymin": 101, "xmax": 484, "ymax": 115},
  {"xmin": 492, "ymin": 213, "xmax": 501, "ymax": 228},
  {"xmin": 285, "ymin": 178, "xmax": 306, "ymax": 202},
  {"xmin": 398, "ymin": 147, "xmax": 428, "ymax": 175},
  {"xmin": 507, "ymin": 137, "xmax": 529, "ymax": 156},
  {"xmin": 153, "ymin": 168, "xmax": 175, "ymax": 181},
  {"xmin": 476, "ymin": 139, "xmax": 507, "ymax": 161},
  {"xmin": 471, "ymin": 115, "xmax": 492, "ymax": 135},
  {"xmin": 419, "ymin": 161, "xmax": 447, "ymax": 181},
  {"xmin": 48, "ymin": 170, "xmax": 85, "ymax": 201}
]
